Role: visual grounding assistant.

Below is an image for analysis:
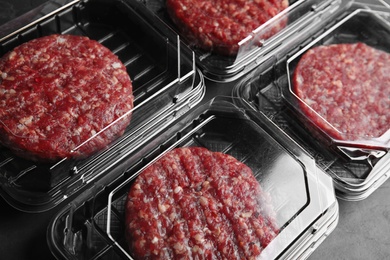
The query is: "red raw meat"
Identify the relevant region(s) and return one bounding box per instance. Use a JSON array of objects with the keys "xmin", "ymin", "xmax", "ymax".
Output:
[
  {"xmin": 292, "ymin": 43, "xmax": 390, "ymax": 143},
  {"xmin": 125, "ymin": 147, "xmax": 278, "ymax": 259},
  {"xmin": 166, "ymin": 0, "xmax": 289, "ymax": 55},
  {"xmin": 0, "ymin": 34, "xmax": 134, "ymax": 161}
]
